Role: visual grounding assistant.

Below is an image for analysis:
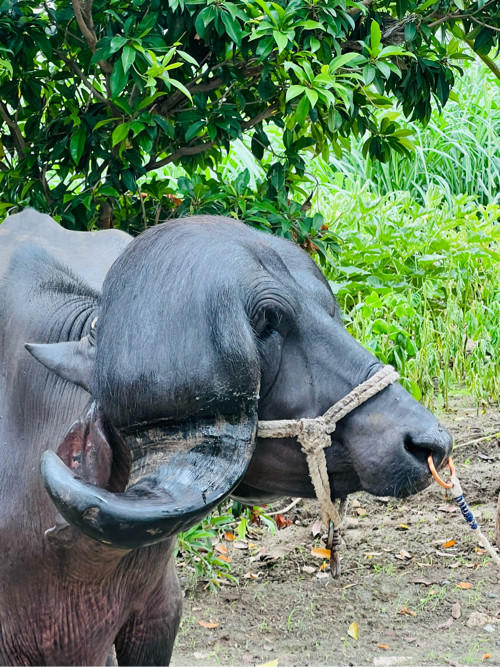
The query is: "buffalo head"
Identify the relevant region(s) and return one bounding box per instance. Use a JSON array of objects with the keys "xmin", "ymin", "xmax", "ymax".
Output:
[{"xmin": 27, "ymin": 216, "xmax": 452, "ymax": 548}]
